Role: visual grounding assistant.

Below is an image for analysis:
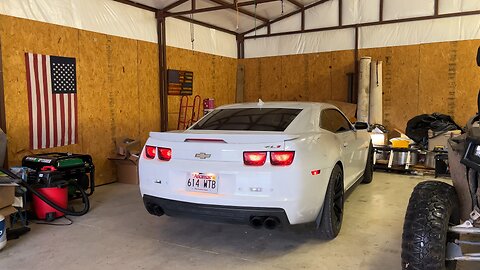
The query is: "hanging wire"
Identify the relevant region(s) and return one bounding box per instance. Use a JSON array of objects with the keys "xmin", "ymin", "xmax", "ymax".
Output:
[
  {"xmin": 281, "ymin": 0, "xmax": 284, "ymax": 14},
  {"xmin": 254, "ymin": 0, "xmax": 257, "ymax": 36},
  {"xmin": 190, "ymin": 13, "xmax": 195, "ymax": 51},
  {"xmin": 236, "ymin": 0, "xmax": 239, "ymax": 30}
]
